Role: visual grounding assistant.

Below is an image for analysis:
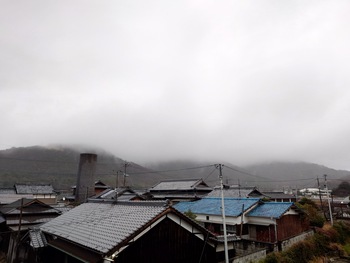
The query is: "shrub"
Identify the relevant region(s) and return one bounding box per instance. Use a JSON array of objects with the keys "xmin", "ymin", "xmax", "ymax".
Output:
[
  {"xmin": 184, "ymin": 209, "xmax": 197, "ymax": 221},
  {"xmin": 281, "ymin": 240, "xmax": 315, "ymax": 263},
  {"xmin": 263, "ymin": 252, "xmax": 279, "ymax": 263},
  {"xmin": 333, "ymin": 221, "xmax": 350, "ymax": 244},
  {"xmin": 343, "ymin": 243, "xmax": 350, "ymax": 256}
]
